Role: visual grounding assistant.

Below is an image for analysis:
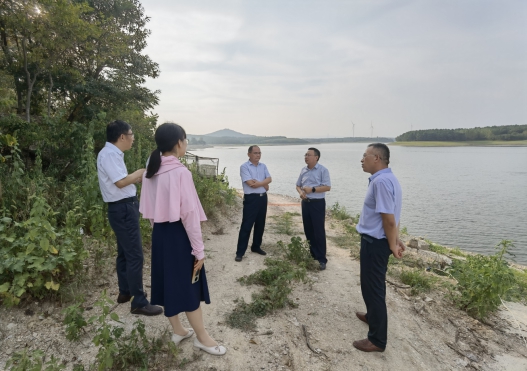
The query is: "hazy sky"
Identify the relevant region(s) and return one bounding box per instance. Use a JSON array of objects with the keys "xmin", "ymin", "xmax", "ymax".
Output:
[{"xmin": 140, "ymin": 0, "xmax": 526, "ymax": 138}]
